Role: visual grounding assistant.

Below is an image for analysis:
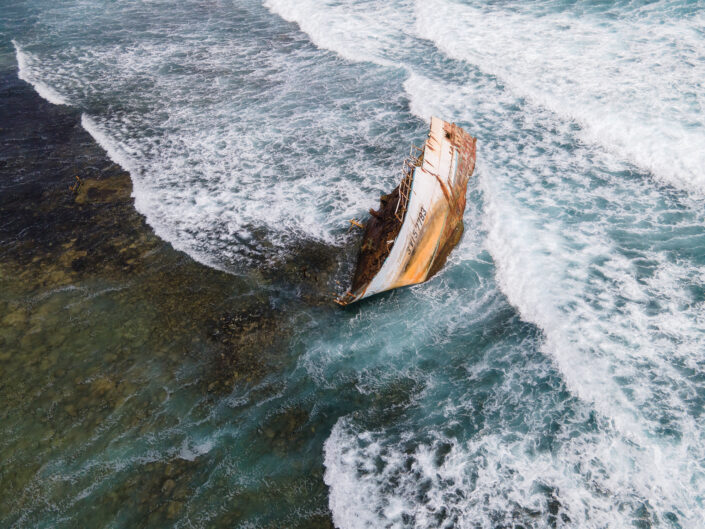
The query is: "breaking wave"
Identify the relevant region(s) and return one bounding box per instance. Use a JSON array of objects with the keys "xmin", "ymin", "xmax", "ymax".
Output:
[
  {"xmin": 414, "ymin": 0, "xmax": 705, "ymax": 194},
  {"xmin": 13, "ymin": 41, "xmax": 70, "ymax": 106}
]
